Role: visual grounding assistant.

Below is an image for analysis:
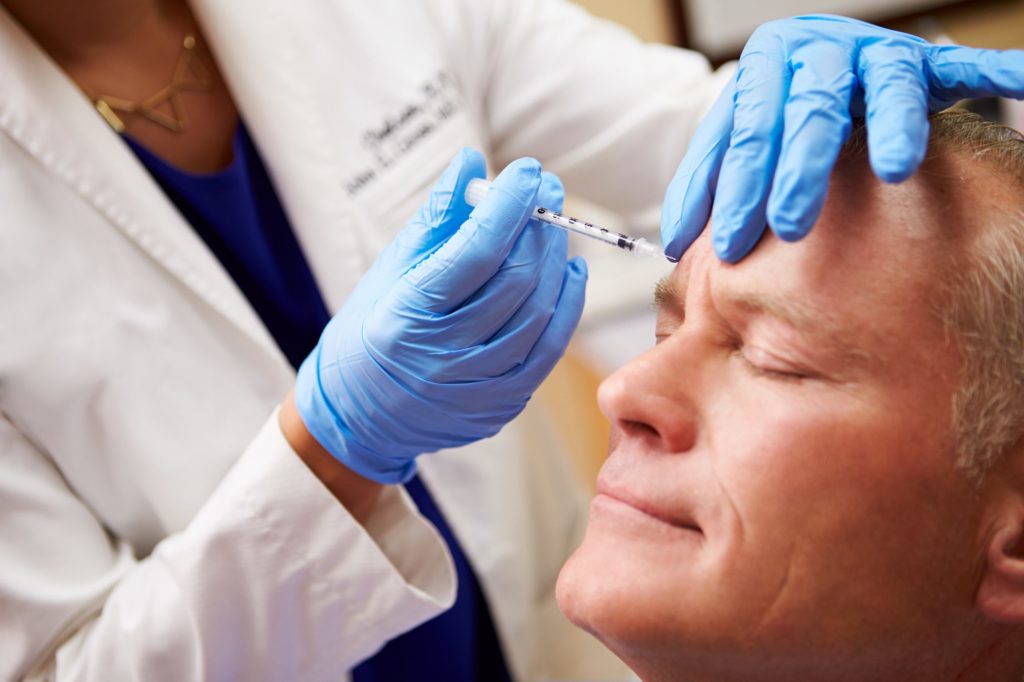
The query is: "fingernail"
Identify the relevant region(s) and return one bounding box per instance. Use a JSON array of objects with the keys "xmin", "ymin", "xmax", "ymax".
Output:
[
  {"xmin": 445, "ymin": 150, "xmax": 466, "ymax": 185},
  {"xmin": 712, "ymin": 229, "xmax": 745, "ymax": 264},
  {"xmin": 537, "ymin": 171, "xmax": 565, "ymax": 211},
  {"xmin": 427, "ymin": 151, "xmax": 469, "ymax": 220},
  {"xmin": 539, "ymin": 170, "xmax": 563, "ymax": 190},
  {"xmin": 871, "ymin": 156, "xmax": 915, "ymax": 184},
  {"xmin": 870, "ymin": 133, "xmax": 923, "ymax": 183},
  {"xmin": 503, "ymin": 157, "xmax": 542, "ymax": 182},
  {"xmin": 570, "ymin": 256, "xmax": 589, "ymax": 277},
  {"xmin": 770, "ymin": 217, "xmax": 808, "ymax": 243}
]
